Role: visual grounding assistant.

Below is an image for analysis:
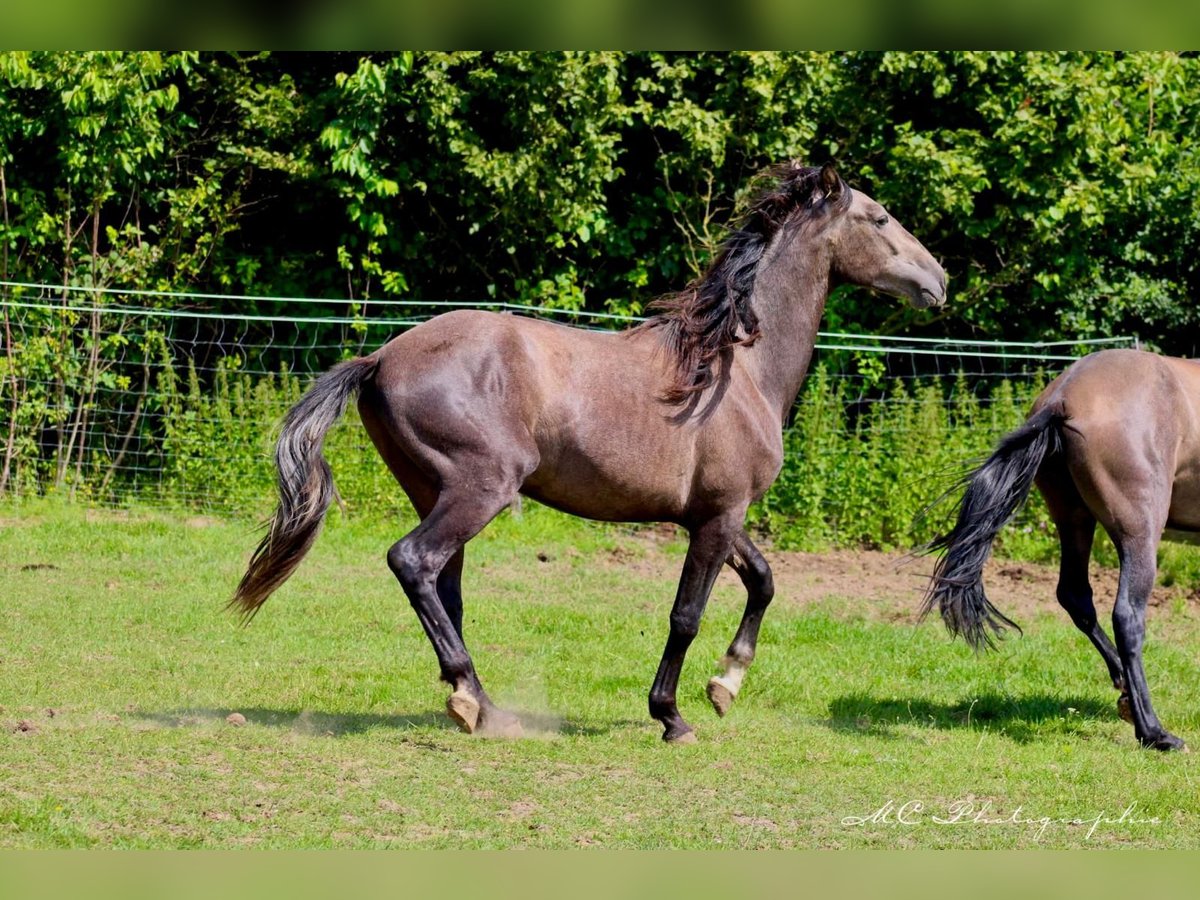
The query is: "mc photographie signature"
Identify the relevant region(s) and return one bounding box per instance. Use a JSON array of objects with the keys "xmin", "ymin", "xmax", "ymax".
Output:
[{"xmin": 841, "ymin": 799, "xmax": 1160, "ymax": 841}]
